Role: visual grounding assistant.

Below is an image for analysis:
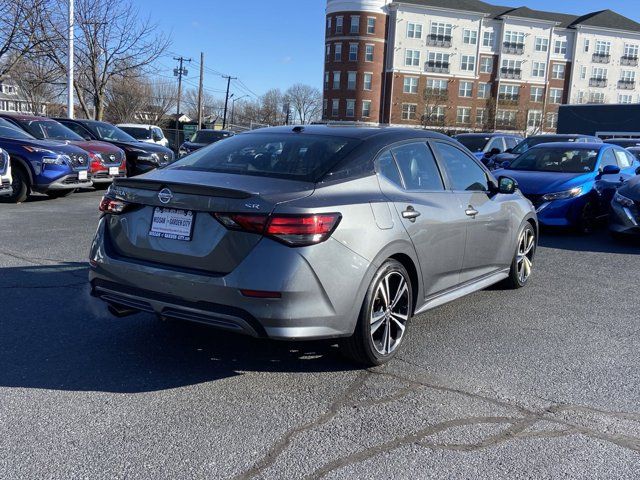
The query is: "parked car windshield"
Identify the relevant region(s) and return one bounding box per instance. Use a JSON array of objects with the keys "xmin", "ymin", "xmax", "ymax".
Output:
[
  {"xmin": 0, "ymin": 119, "xmax": 36, "ymax": 140},
  {"xmin": 191, "ymin": 130, "xmax": 232, "ymax": 144},
  {"xmin": 509, "ymin": 147, "xmax": 599, "ymax": 173},
  {"xmin": 170, "ymin": 133, "xmax": 361, "ymax": 182},
  {"xmin": 512, "ymin": 137, "xmax": 580, "ymax": 155},
  {"xmin": 88, "ymin": 122, "xmax": 137, "ymax": 142},
  {"xmin": 119, "ymin": 126, "xmax": 152, "ymax": 140},
  {"xmin": 21, "ymin": 120, "xmax": 84, "ymax": 141},
  {"xmin": 454, "ymin": 135, "xmax": 490, "ymax": 153}
]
